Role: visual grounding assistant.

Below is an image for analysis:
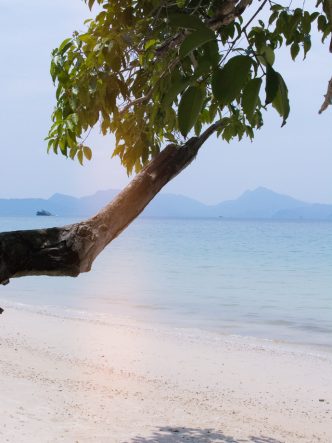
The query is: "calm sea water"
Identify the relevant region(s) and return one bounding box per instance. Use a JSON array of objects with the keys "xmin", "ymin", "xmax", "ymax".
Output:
[{"xmin": 0, "ymin": 217, "xmax": 331, "ymax": 348}]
